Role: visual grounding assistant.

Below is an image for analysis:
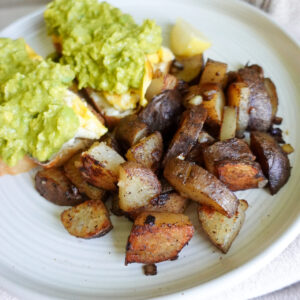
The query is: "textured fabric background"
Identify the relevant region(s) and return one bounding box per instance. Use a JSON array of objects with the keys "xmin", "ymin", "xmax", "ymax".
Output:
[{"xmin": 0, "ymin": 1, "xmax": 299, "ymax": 299}]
